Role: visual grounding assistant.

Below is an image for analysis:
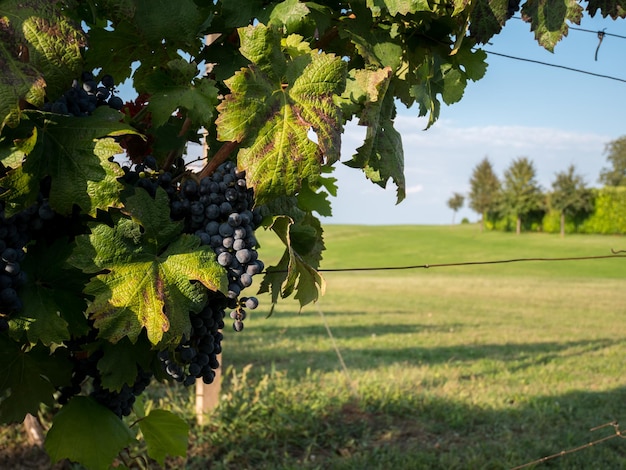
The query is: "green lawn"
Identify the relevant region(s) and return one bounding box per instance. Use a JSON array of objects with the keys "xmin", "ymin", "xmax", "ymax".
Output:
[
  {"xmin": 4, "ymin": 224, "xmax": 626, "ymax": 469},
  {"xmin": 187, "ymin": 224, "xmax": 626, "ymax": 469}
]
